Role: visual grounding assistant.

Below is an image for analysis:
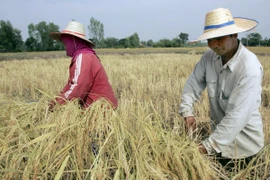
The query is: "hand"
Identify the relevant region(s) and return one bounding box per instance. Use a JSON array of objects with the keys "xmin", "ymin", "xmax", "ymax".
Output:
[
  {"xmin": 48, "ymin": 100, "xmax": 56, "ymax": 112},
  {"xmin": 198, "ymin": 143, "xmax": 207, "ymax": 154},
  {"xmin": 184, "ymin": 116, "xmax": 196, "ymax": 134}
]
